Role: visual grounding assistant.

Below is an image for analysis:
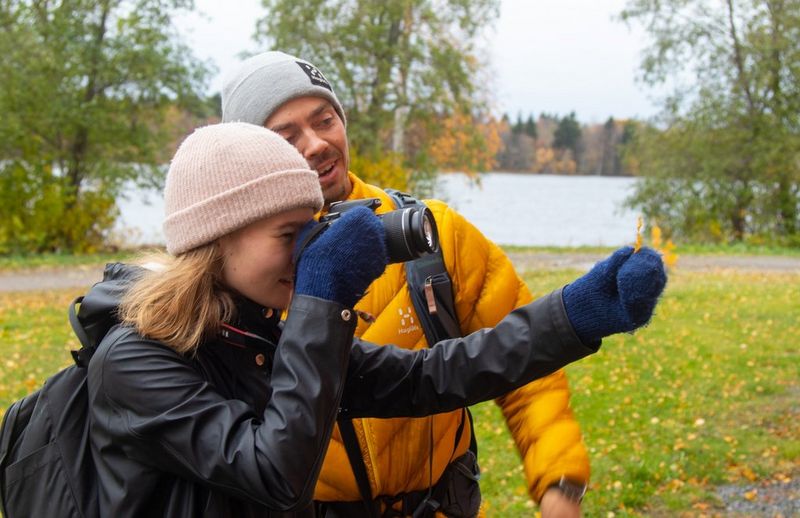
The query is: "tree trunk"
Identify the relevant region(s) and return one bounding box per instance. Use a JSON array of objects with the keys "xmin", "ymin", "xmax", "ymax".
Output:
[
  {"xmin": 392, "ymin": 106, "xmax": 410, "ymax": 154},
  {"xmin": 777, "ymin": 177, "xmax": 797, "ymax": 235},
  {"xmin": 63, "ymin": 0, "xmax": 110, "ymax": 250},
  {"xmin": 363, "ymin": 7, "xmax": 401, "ymax": 149},
  {"xmin": 725, "ymin": 0, "xmax": 756, "ymax": 116},
  {"xmin": 730, "ymin": 181, "xmax": 754, "ymax": 241},
  {"xmin": 66, "ymin": 127, "xmax": 88, "ymax": 199}
]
